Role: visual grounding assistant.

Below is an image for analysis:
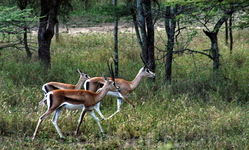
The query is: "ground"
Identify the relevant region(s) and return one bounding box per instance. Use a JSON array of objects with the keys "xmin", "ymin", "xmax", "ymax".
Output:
[{"xmin": 59, "ymin": 22, "xmax": 165, "ymax": 34}]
